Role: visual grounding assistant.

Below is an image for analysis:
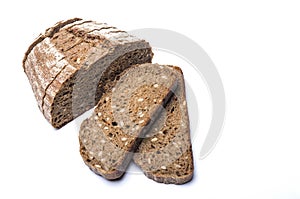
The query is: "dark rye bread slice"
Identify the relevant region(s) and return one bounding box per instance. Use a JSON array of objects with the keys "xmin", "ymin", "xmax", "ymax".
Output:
[
  {"xmin": 23, "ymin": 18, "xmax": 153, "ymax": 128},
  {"xmin": 79, "ymin": 63, "xmax": 181, "ymax": 180},
  {"xmin": 133, "ymin": 66, "xmax": 194, "ymax": 184}
]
